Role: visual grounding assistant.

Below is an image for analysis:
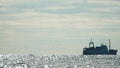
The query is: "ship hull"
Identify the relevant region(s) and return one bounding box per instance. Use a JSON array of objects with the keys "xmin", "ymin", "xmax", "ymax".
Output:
[
  {"xmin": 108, "ymin": 49, "xmax": 117, "ymax": 55},
  {"xmin": 83, "ymin": 48, "xmax": 117, "ymax": 55}
]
